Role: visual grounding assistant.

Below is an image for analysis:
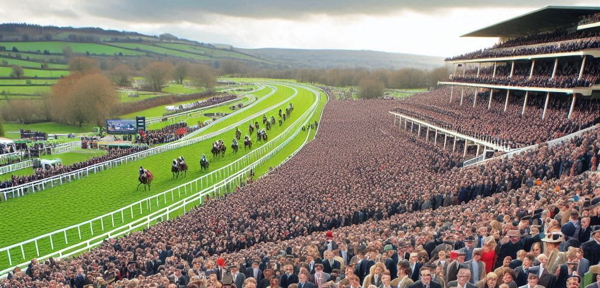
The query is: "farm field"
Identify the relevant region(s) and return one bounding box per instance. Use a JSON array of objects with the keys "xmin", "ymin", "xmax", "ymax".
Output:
[
  {"xmin": 0, "ymin": 57, "xmax": 68, "ymax": 69},
  {"xmin": 0, "ymin": 79, "xmax": 58, "ymax": 85},
  {"xmin": 0, "ymin": 82, "xmax": 320, "ymax": 271},
  {"xmin": 0, "ymin": 85, "xmax": 51, "ymax": 95},
  {"xmin": 0, "ymin": 41, "xmax": 144, "ymax": 56},
  {"xmin": 155, "ymin": 43, "xmax": 266, "ymax": 62},
  {"xmin": 0, "ymin": 66, "xmax": 69, "ymax": 78},
  {"xmin": 108, "ymin": 43, "xmax": 211, "ymax": 60}
]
